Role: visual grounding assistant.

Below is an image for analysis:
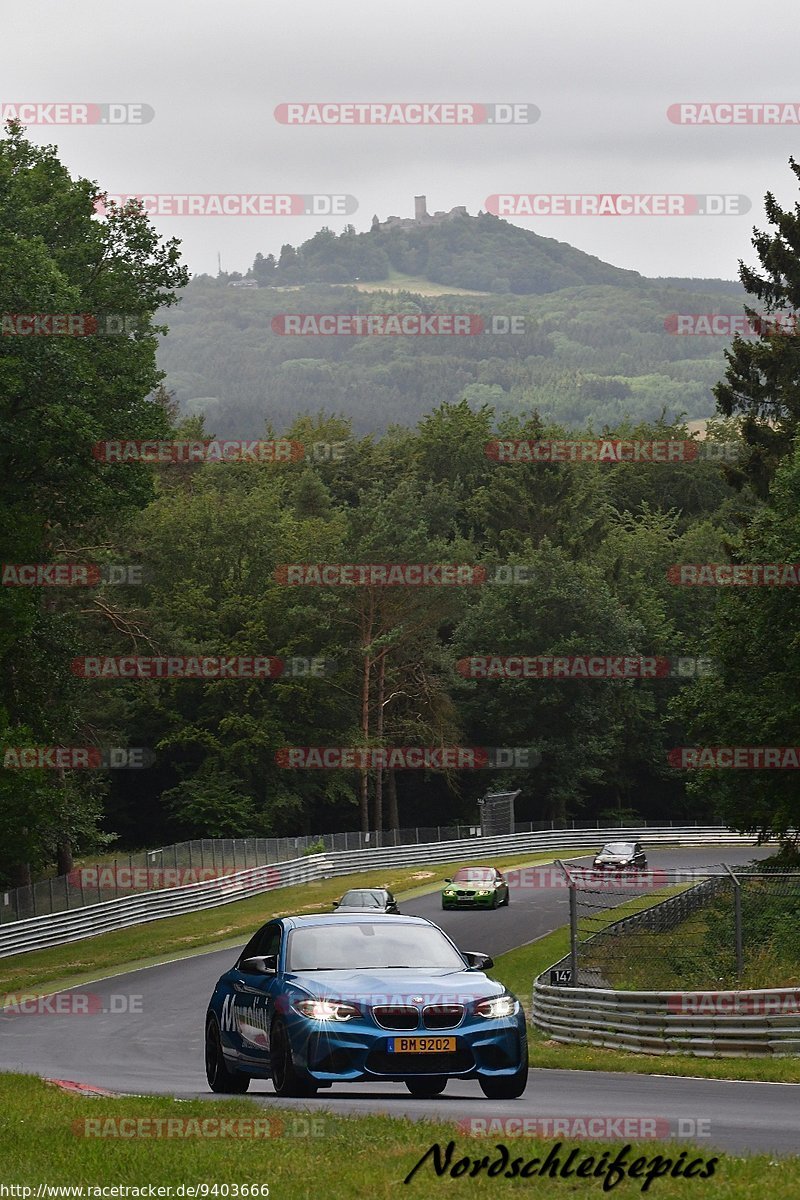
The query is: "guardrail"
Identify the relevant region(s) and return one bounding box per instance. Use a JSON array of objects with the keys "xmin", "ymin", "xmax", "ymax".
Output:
[
  {"xmin": 532, "ymin": 979, "xmax": 800, "ymax": 1056},
  {"xmin": 0, "ymin": 825, "xmax": 765, "ymax": 959}
]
